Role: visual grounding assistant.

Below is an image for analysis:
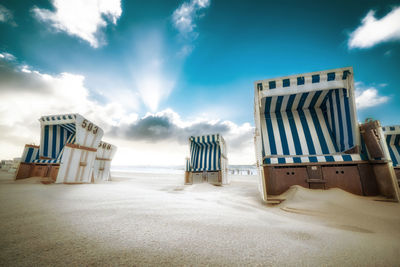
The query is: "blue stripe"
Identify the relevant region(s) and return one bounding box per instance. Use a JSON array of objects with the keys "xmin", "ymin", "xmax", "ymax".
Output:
[
  {"xmin": 207, "ymin": 135, "xmax": 212, "ymax": 170},
  {"xmin": 265, "ymin": 97, "xmax": 277, "ymax": 155},
  {"xmin": 286, "ymin": 95, "xmax": 302, "ymax": 155},
  {"xmin": 325, "ymin": 156, "xmax": 334, "ymax": 162},
  {"xmin": 387, "ymin": 135, "xmax": 398, "ymax": 166},
  {"xmin": 342, "ymin": 154, "xmax": 352, "ymax": 161},
  {"xmin": 343, "ymin": 89, "xmax": 354, "ymax": 148},
  {"xmin": 310, "ymin": 108, "xmax": 329, "ymax": 154},
  {"xmin": 43, "ymin": 125, "xmax": 49, "ymax": 157},
  {"xmin": 25, "ymin": 147, "xmax": 33, "ymax": 162},
  {"xmin": 297, "ymin": 93, "xmax": 316, "ymax": 154},
  {"xmin": 309, "ymin": 156, "xmax": 318, "ymax": 162},
  {"xmin": 278, "ymin": 158, "xmax": 285, "ymax": 164},
  {"xmin": 198, "ymin": 138, "xmax": 204, "ymax": 170},
  {"xmin": 322, "ymin": 105, "xmax": 339, "ymax": 152},
  {"xmin": 335, "ymin": 89, "xmax": 345, "ymax": 151},
  {"xmin": 275, "ymin": 96, "xmax": 289, "ymax": 155},
  {"xmin": 328, "ymin": 91, "xmax": 337, "ymax": 148},
  {"xmin": 309, "ymin": 91, "xmax": 330, "ymax": 154}
]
